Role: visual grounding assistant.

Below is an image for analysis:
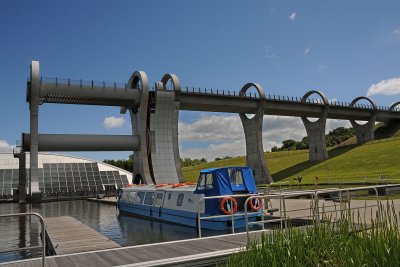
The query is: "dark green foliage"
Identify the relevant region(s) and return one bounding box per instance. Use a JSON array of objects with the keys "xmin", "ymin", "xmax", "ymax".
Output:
[
  {"xmin": 103, "ymin": 155, "xmax": 133, "ymax": 172},
  {"xmin": 273, "ymin": 127, "xmax": 354, "ymax": 152},
  {"xmin": 180, "ymin": 157, "xmax": 207, "ymax": 167}
]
